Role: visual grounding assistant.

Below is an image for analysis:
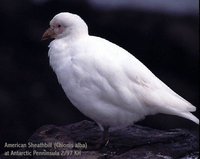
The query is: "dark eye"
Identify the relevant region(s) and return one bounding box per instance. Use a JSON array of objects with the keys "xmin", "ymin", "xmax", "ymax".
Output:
[{"xmin": 58, "ymin": 24, "xmax": 61, "ymax": 28}]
